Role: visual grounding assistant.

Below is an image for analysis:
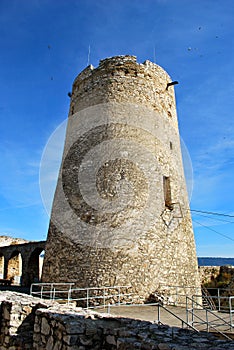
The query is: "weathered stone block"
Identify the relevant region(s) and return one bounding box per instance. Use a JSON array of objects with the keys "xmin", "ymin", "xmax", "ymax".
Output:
[
  {"xmin": 79, "ymin": 335, "xmax": 93, "ymax": 346},
  {"xmin": 54, "ymin": 328, "xmax": 63, "ymax": 340},
  {"xmin": 45, "ymin": 335, "xmax": 54, "ymax": 350},
  {"xmin": 63, "ymin": 334, "xmax": 78, "ymax": 345},
  {"xmin": 3, "ymin": 307, "xmax": 11, "ymax": 321},
  {"xmin": 106, "ymin": 334, "xmax": 116, "ymax": 345},
  {"xmin": 157, "ymin": 343, "xmax": 171, "ymax": 350},
  {"xmin": 53, "ymin": 340, "xmax": 62, "ymax": 350},
  {"xmin": 41, "ymin": 317, "xmax": 50, "ymax": 336}
]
